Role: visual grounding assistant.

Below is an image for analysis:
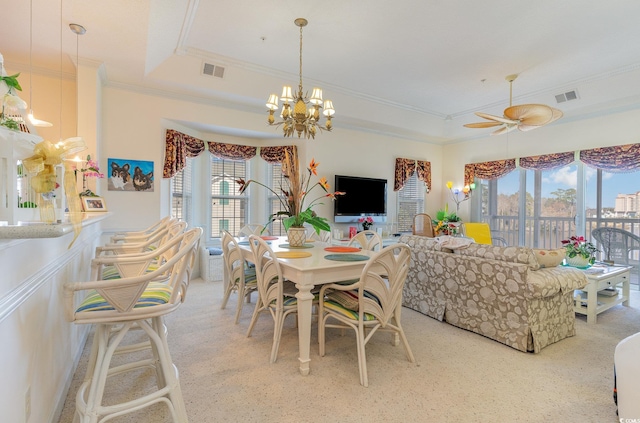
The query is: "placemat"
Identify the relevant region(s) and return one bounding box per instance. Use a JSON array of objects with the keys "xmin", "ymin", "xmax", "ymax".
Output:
[
  {"xmin": 324, "ymin": 254, "xmax": 369, "ymax": 262},
  {"xmin": 260, "ymin": 236, "xmax": 279, "ymax": 240},
  {"xmin": 279, "ymin": 243, "xmax": 314, "ymax": 249},
  {"xmin": 275, "ymin": 251, "xmax": 312, "ymax": 259},
  {"xmin": 324, "ymin": 246, "xmax": 361, "ymax": 253}
]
